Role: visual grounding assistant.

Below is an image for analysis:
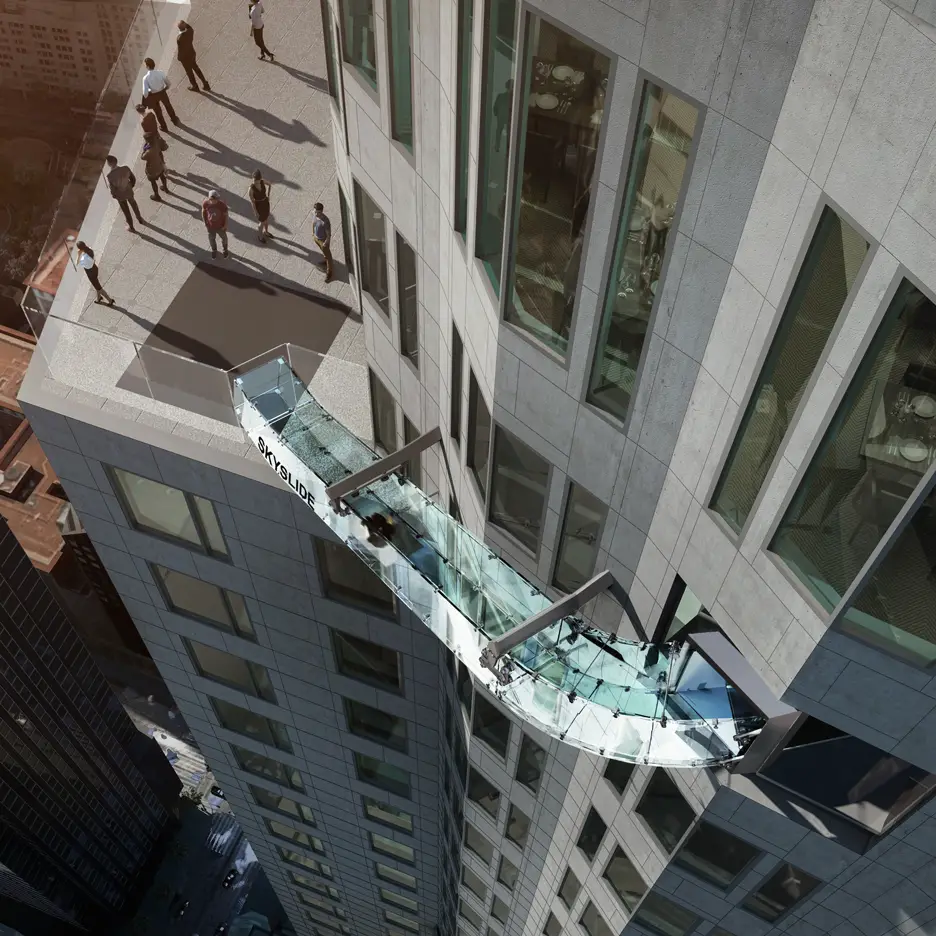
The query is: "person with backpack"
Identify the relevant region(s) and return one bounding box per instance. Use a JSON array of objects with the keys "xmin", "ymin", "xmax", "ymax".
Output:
[
  {"xmin": 141, "ymin": 131, "xmax": 170, "ymax": 201},
  {"xmin": 248, "ymin": 170, "xmax": 272, "ymax": 242},
  {"xmin": 201, "ymin": 190, "xmax": 229, "ymax": 258},
  {"xmin": 104, "ymin": 155, "xmax": 144, "ymax": 232},
  {"xmin": 75, "ymin": 242, "xmax": 115, "ymax": 306}
]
